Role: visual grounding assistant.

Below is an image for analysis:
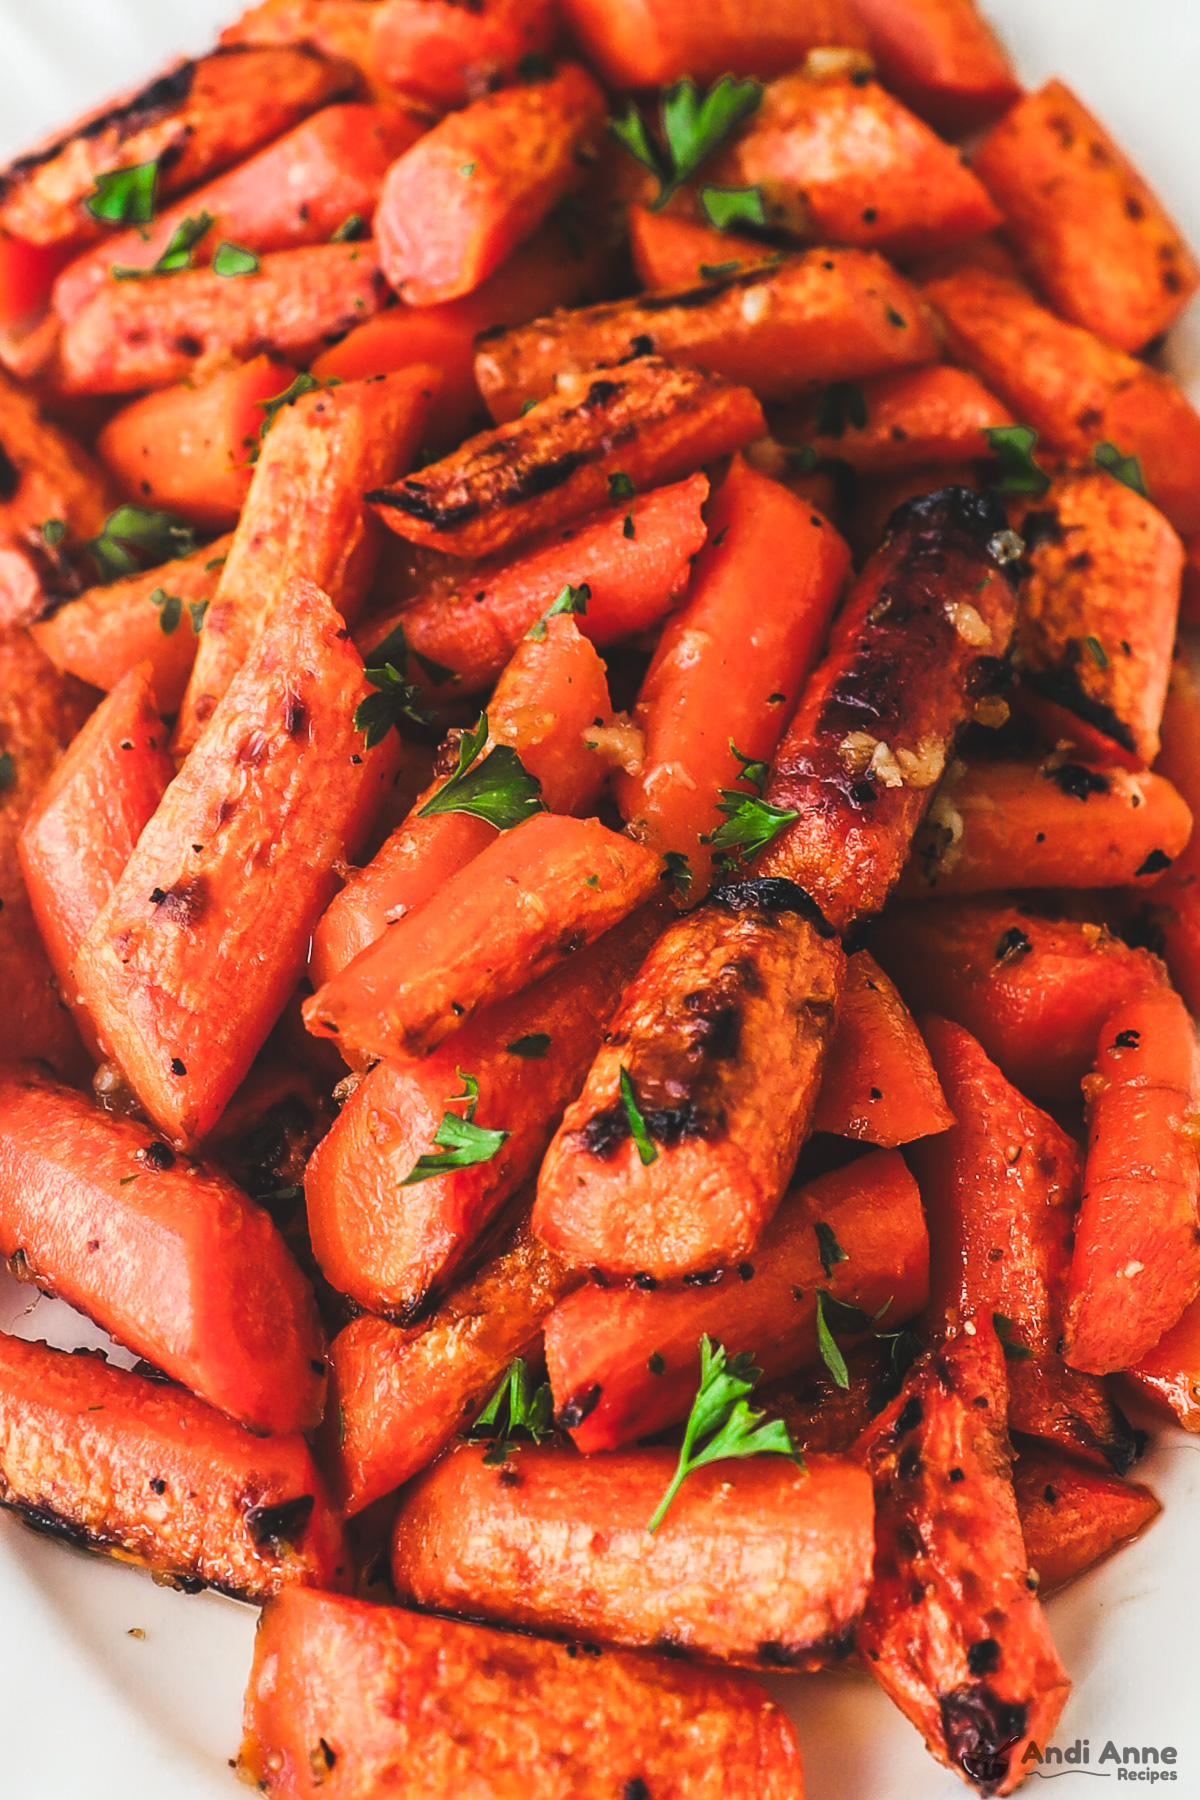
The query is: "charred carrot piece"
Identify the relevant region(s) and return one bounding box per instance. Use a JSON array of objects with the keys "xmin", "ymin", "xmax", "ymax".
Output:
[
  {"xmin": 912, "ymin": 1016, "xmax": 1135, "ymax": 1471},
  {"xmin": 369, "ymin": 0, "xmax": 559, "ymax": 110},
  {"xmin": 974, "ymin": 81, "xmax": 1199, "ymax": 352},
  {"xmin": 58, "ymin": 242, "xmax": 391, "ymax": 396},
  {"xmin": 393, "ymin": 1441, "xmax": 873, "ymax": 1672},
  {"xmin": 0, "ymin": 1067, "xmax": 325, "ymax": 1432},
  {"xmin": 558, "ymin": 0, "xmax": 867, "ymax": 87},
  {"xmin": 628, "ymin": 206, "xmax": 774, "ymax": 291},
  {"xmin": 175, "ymin": 367, "xmax": 437, "ymax": 753},
  {"xmin": 812, "ymin": 951, "xmax": 953, "ymax": 1146},
  {"xmin": 850, "ymin": 0, "xmax": 1020, "ymax": 133},
  {"xmin": 0, "ymin": 1331, "xmax": 346, "ymax": 1598},
  {"xmin": 73, "ymin": 578, "xmax": 391, "ymax": 1148},
  {"xmin": 30, "ymin": 533, "xmax": 231, "ymax": 713},
  {"xmin": 1064, "ymin": 988, "xmax": 1200, "ymax": 1375},
  {"xmin": 239, "ymin": 1588, "xmax": 805, "ymax": 1799},
  {"xmin": 901, "ymin": 758, "xmax": 1193, "ymax": 899},
  {"xmin": 0, "ymin": 46, "xmax": 353, "ymax": 249},
  {"xmin": 1126, "ymin": 1288, "xmax": 1200, "ymax": 1432},
  {"xmin": 475, "ymin": 250, "xmax": 940, "ymax": 423},
  {"xmin": 371, "ymin": 356, "xmax": 762, "ymax": 562},
  {"xmin": 543, "ymin": 1149, "xmax": 927, "ymax": 1452},
  {"xmin": 359, "ymin": 472, "xmax": 709, "ymax": 696},
  {"xmin": 776, "ymin": 364, "xmax": 1012, "ymax": 476},
  {"xmin": 1013, "ymin": 1446, "xmax": 1160, "ymax": 1596},
  {"xmin": 1123, "ymin": 659, "xmax": 1200, "ymax": 1015},
  {"xmin": 925, "ymin": 266, "xmax": 1200, "ymax": 537},
  {"xmin": 872, "ymin": 895, "xmax": 1169, "ymax": 1109},
  {"xmin": 614, "ymin": 457, "xmax": 851, "ymax": 895}
]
